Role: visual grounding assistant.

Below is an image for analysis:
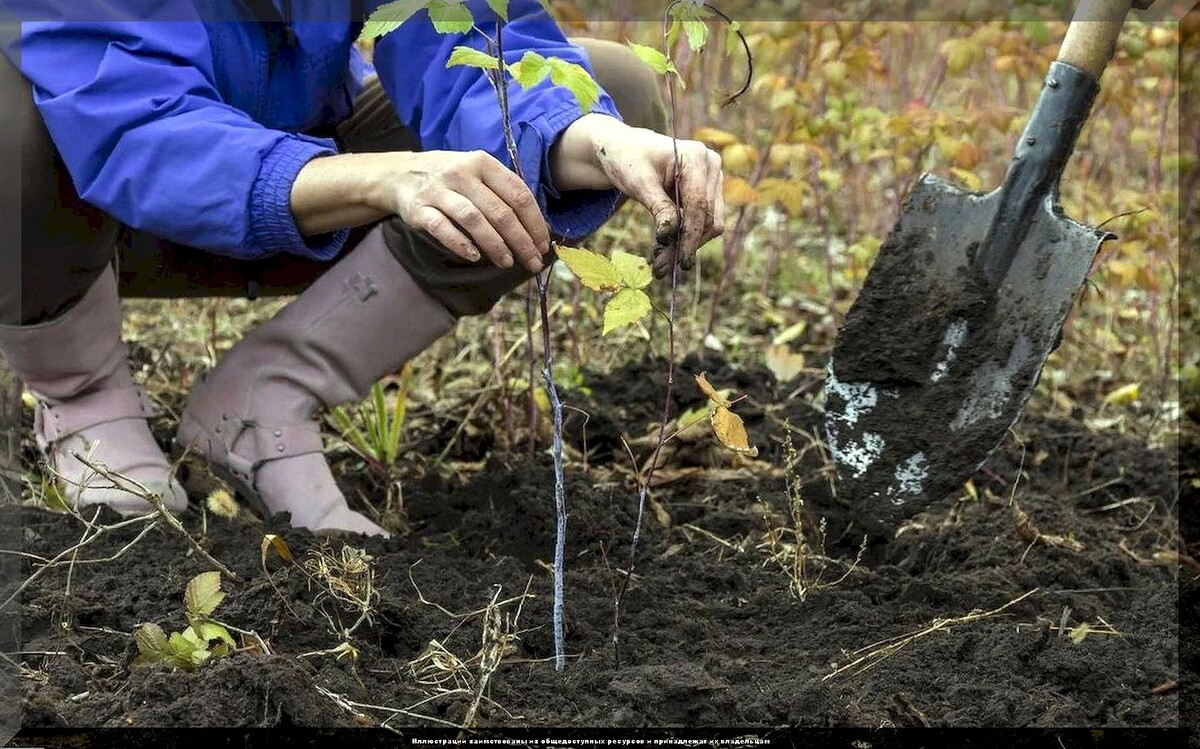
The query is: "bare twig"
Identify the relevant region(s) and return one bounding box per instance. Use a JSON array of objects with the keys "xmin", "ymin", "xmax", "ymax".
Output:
[{"xmin": 72, "ymin": 453, "xmax": 240, "ymax": 581}]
